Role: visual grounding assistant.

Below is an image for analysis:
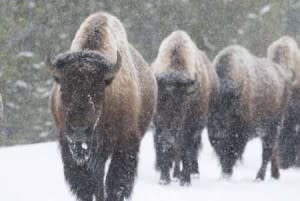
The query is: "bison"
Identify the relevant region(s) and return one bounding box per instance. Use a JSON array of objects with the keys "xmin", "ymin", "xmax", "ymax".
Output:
[
  {"xmin": 208, "ymin": 45, "xmax": 290, "ymax": 180},
  {"xmin": 48, "ymin": 12, "xmax": 157, "ymax": 201},
  {"xmin": 268, "ymin": 36, "xmax": 300, "ymax": 168},
  {"xmin": 152, "ymin": 31, "xmax": 219, "ymax": 185}
]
